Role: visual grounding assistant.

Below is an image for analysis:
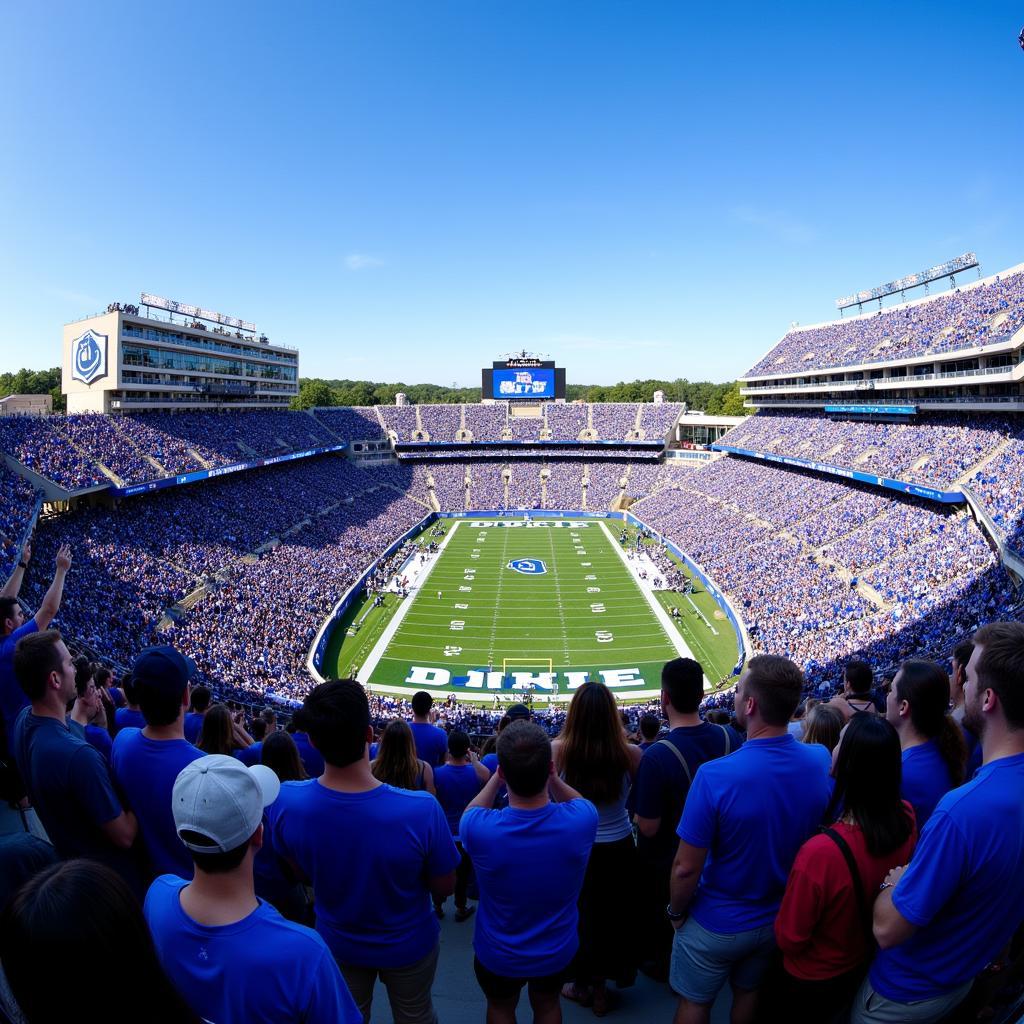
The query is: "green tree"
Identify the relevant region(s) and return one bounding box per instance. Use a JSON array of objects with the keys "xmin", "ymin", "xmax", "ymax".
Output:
[
  {"xmin": 720, "ymin": 382, "xmax": 747, "ymax": 416},
  {"xmin": 290, "ymin": 378, "xmax": 337, "ymax": 410}
]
